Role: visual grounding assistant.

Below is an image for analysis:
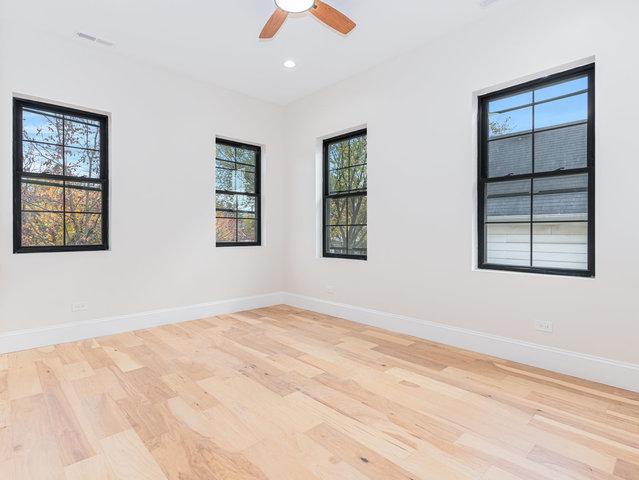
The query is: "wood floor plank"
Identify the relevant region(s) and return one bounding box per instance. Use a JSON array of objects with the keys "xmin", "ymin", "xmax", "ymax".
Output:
[
  {"xmin": 100, "ymin": 429, "xmax": 167, "ymax": 480},
  {"xmin": 615, "ymin": 459, "xmax": 639, "ymax": 480},
  {"xmin": 0, "ymin": 305, "xmax": 636, "ymax": 480},
  {"xmin": 306, "ymin": 422, "xmax": 417, "ymax": 480},
  {"xmin": 64, "ymin": 454, "xmax": 114, "ymax": 480}
]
